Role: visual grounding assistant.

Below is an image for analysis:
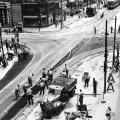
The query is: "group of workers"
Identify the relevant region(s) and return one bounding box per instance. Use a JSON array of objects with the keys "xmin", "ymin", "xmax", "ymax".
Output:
[
  {"xmin": 14, "ymin": 67, "xmax": 54, "ymax": 105},
  {"xmin": 14, "ymin": 60, "xmax": 116, "ymax": 120}
]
